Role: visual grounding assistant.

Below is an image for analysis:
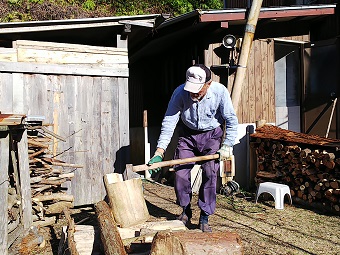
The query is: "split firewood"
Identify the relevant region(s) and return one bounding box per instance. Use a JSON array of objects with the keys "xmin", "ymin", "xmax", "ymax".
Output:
[
  {"xmin": 40, "ymin": 178, "xmax": 70, "ymax": 186},
  {"xmin": 251, "ymin": 125, "xmax": 340, "ymax": 211},
  {"xmin": 27, "ymin": 125, "xmax": 66, "ymax": 142},
  {"xmin": 32, "ymin": 193, "xmax": 74, "ymax": 203},
  {"xmin": 30, "ymin": 176, "xmax": 43, "ymax": 184},
  {"xmin": 29, "ymin": 137, "xmax": 52, "ymax": 143},
  {"xmin": 8, "ymin": 193, "xmax": 20, "ymax": 210},
  {"xmin": 324, "ymin": 194, "xmax": 338, "ymax": 203},
  {"xmin": 45, "ymin": 201, "xmax": 73, "ymax": 215},
  {"xmin": 32, "ymin": 216, "xmax": 56, "ymax": 227},
  {"xmin": 63, "ymin": 209, "xmax": 80, "ymax": 255},
  {"xmin": 324, "ymin": 160, "xmax": 335, "ymax": 169},
  {"xmin": 28, "ymin": 140, "xmax": 49, "ymax": 148},
  {"xmin": 46, "ymin": 173, "xmax": 74, "ymax": 179},
  {"xmin": 8, "ymin": 216, "xmax": 20, "ymax": 233},
  {"xmin": 333, "ymin": 189, "xmax": 340, "ymax": 196},
  {"xmin": 330, "ymin": 180, "xmax": 340, "ymax": 189},
  {"xmin": 256, "ymin": 171, "xmax": 277, "ymax": 179},
  {"xmin": 40, "ymin": 157, "xmax": 83, "ymax": 168},
  {"xmin": 32, "ymin": 200, "xmax": 45, "ymax": 219},
  {"xmin": 29, "ymin": 148, "xmax": 48, "ymax": 158},
  {"xmin": 26, "ymin": 125, "xmax": 81, "ymax": 225}
]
